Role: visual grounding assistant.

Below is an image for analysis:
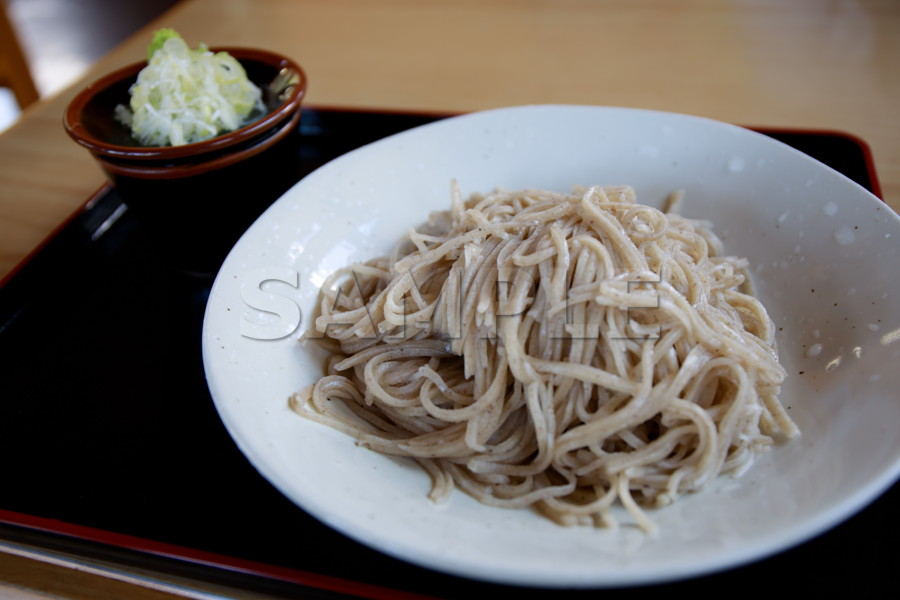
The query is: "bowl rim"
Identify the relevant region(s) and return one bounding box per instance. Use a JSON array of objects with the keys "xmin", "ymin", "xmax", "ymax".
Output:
[
  {"xmin": 94, "ymin": 106, "xmax": 302, "ymax": 180},
  {"xmin": 63, "ymin": 47, "xmax": 307, "ymax": 160}
]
